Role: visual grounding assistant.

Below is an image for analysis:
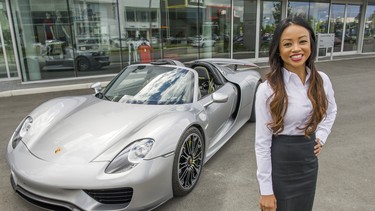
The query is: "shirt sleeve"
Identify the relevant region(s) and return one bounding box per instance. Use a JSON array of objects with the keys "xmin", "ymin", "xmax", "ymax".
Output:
[
  {"xmin": 255, "ymin": 82, "xmax": 274, "ymax": 195},
  {"xmin": 316, "ymin": 72, "xmax": 338, "ymax": 144}
]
